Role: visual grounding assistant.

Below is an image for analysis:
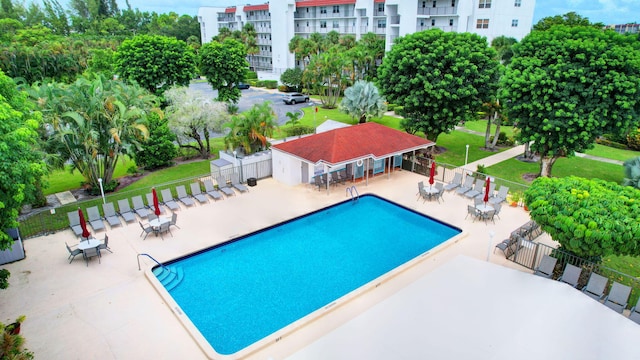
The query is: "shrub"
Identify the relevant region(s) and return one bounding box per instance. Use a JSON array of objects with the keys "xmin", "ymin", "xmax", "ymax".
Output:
[
  {"xmin": 278, "ymin": 85, "xmax": 289, "ymax": 92},
  {"xmin": 134, "ymin": 112, "xmax": 178, "ymax": 170},
  {"xmin": 394, "ymin": 106, "xmax": 404, "ymax": 115},
  {"xmin": 387, "ymin": 103, "xmax": 396, "ymax": 111},
  {"xmin": 627, "ymin": 128, "xmax": 640, "ymax": 151},
  {"xmin": 597, "ymin": 137, "xmax": 629, "ymax": 150},
  {"xmin": 227, "ymin": 103, "xmax": 239, "ymax": 114},
  {"xmin": 255, "ymin": 80, "xmax": 265, "ymax": 87},
  {"xmin": 489, "ymin": 131, "xmax": 514, "ymax": 146},
  {"xmin": 245, "ymin": 70, "xmax": 257, "ymax": 79},
  {"xmin": 264, "ymin": 80, "xmax": 278, "ymax": 89},
  {"xmin": 248, "ymin": 79, "xmax": 257, "ymax": 86},
  {"xmin": 284, "ymin": 125, "xmax": 315, "ymax": 137}
]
